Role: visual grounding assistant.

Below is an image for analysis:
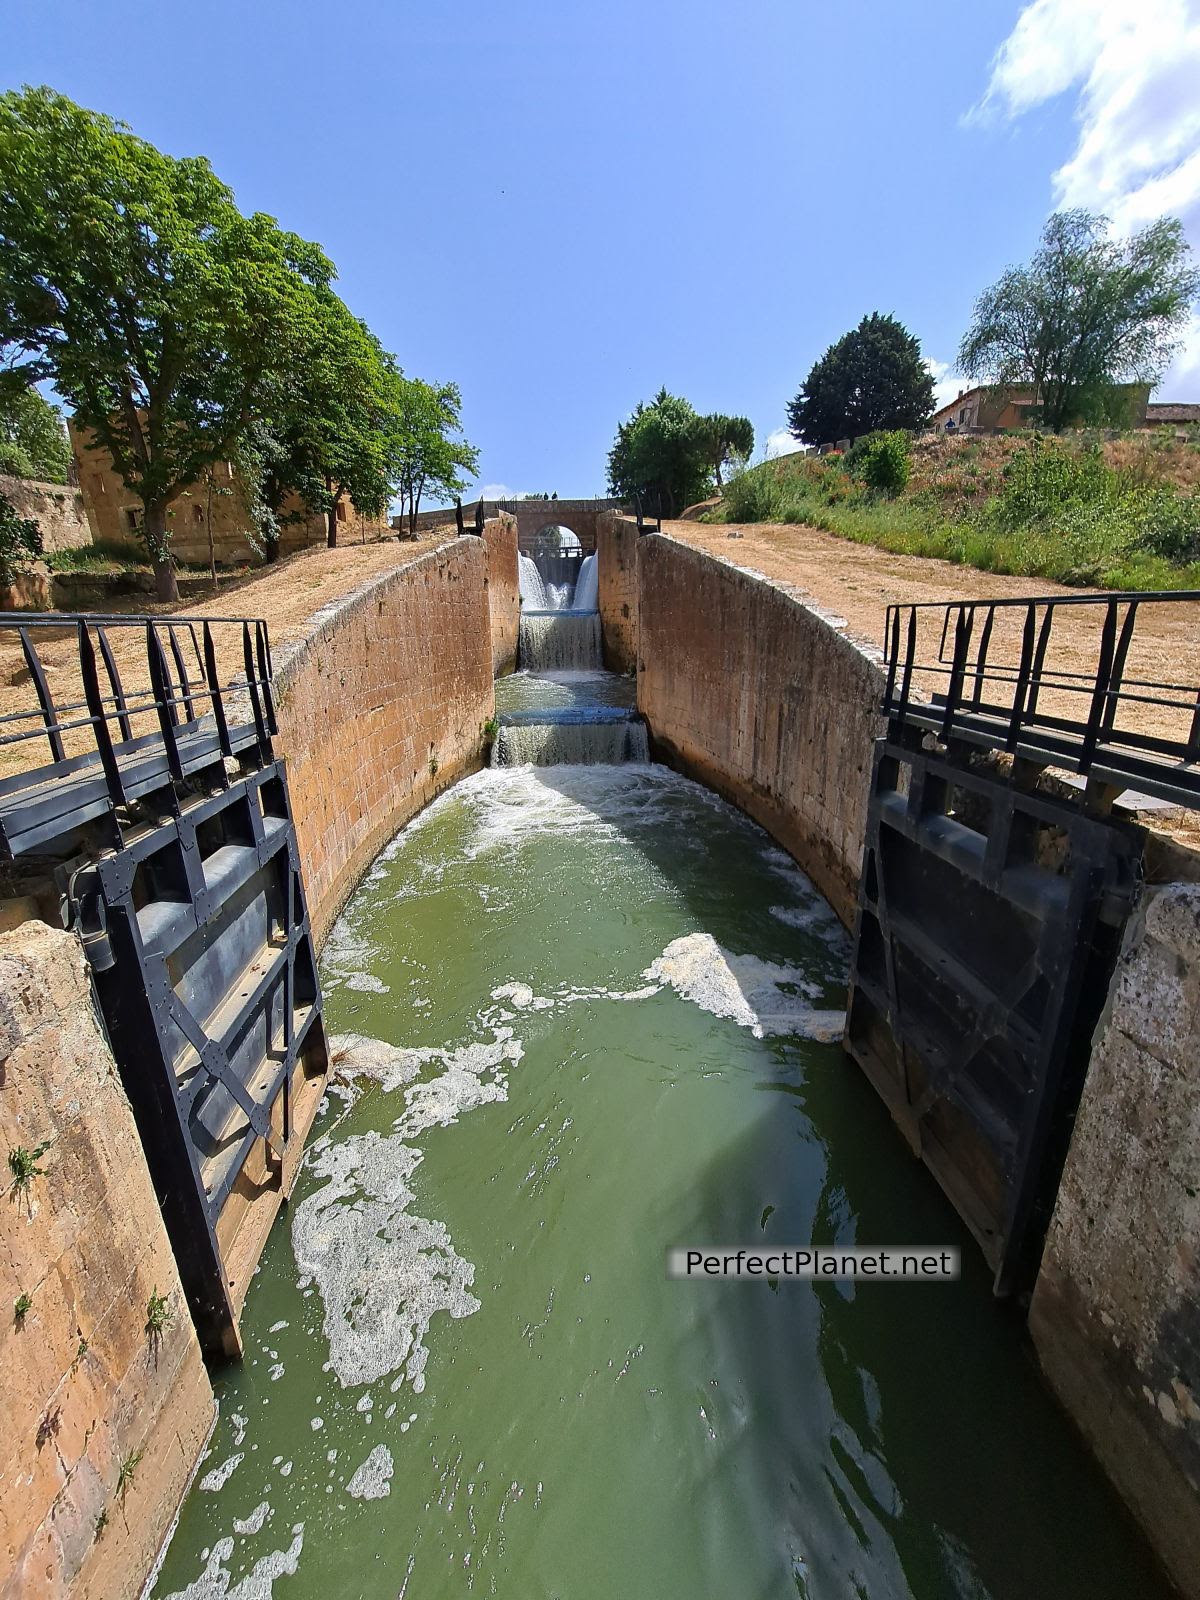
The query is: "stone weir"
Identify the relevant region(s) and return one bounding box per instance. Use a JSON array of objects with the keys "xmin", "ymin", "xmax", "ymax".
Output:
[
  {"xmin": 491, "ymin": 704, "xmax": 649, "ymax": 766},
  {"xmin": 499, "ymin": 591, "xmax": 646, "ymax": 765}
]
